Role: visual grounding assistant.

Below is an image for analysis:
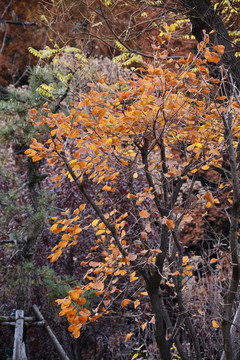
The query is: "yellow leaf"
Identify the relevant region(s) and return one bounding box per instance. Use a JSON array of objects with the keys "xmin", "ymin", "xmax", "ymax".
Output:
[
  {"xmin": 169, "ymin": 24, "xmax": 175, "ymax": 32},
  {"xmin": 125, "ymin": 332, "xmax": 132, "ymax": 342},
  {"xmin": 50, "ymin": 129, "xmax": 58, "ymax": 137},
  {"xmin": 139, "ymin": 210, "xmax": 150, "ymax": 218},
  {"xmin": 212, "ymin": 320, "xmax": 220, "ymax": 328},
  {"xmin": 92, "ymin": 219, "xmax": 100, "ymax": 227},
  {"xmin": 50, "ymin": 223, "xmax": 58, "ymax": 232},
  {"xmin": 201, "ymin": 164, "xmax": 209, "ymax": 170},
  {"xmin": 130, "ymin": 271, "xmax": 139, "ymax": 282},
  {"xmin": 121, "ymin": 299, "xmax": 131, "ymax": 307}
]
